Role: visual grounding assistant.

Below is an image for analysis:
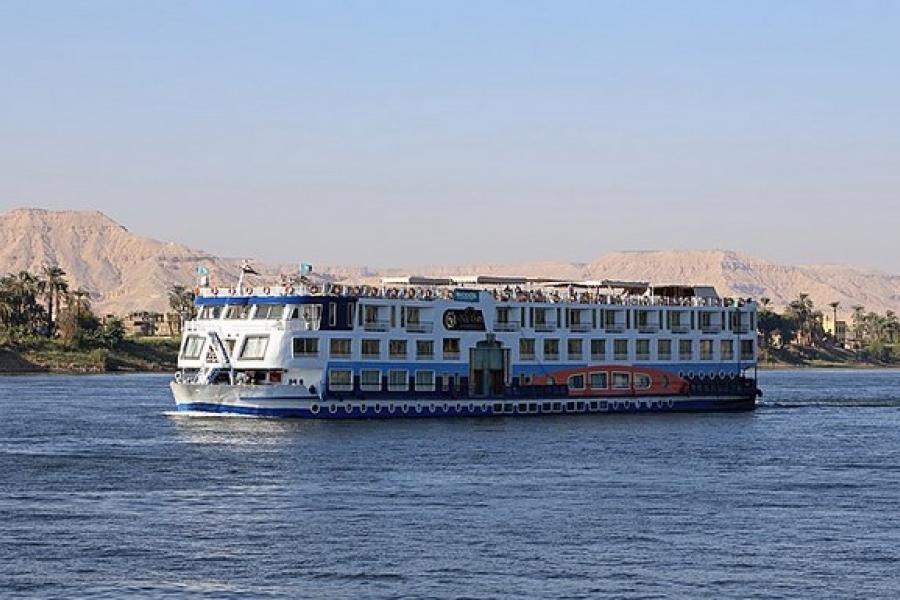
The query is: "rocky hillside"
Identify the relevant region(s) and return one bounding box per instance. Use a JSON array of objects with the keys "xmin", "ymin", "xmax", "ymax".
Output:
[{"xmin": 1, "ymin": 208, "xmax": 898, "ymax": 317}]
